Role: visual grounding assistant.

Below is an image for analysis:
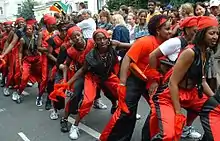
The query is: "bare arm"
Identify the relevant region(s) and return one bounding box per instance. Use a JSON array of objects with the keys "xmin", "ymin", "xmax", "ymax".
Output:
[
  {"xmin": 120, "ymin": 55, "xmax": 131, "ymax": 85},
  {"xmin": 3, "ymin": 31, "xmax": 14, "ymax": 53},
  {"xmin": 37, "ymin": 32, "xmax": 48, "ymax": 53},
  {"xmin": 47, "ymin": 53, "xmax": 57, "ymax": 62},
  {"xmin": 202, "ymin": 78, "xmax": 214, "ymax": 97},
  {"xmin": 59, "ymin": 57, "xmax": 72, "ymax": 82},
  {"xmin": 67, "ymin": 62, "xmax": 88, "ymax": 86},
  {"xmin": 2, "ymin": 33, "xmax": 19, "ymax": 56},
  {"xmin": 111, "ymin": 40, "xmax": 132, "ymax": 49},
  {"xmin": 169, "ymin": 48, "xmax": 194, "ymax": 114},
  {"xmin": 149, "ymin": 48, "xmax": 164, "ymax": 69},
  {"xmin": 19, "ymin": 38, "xmax": 24, "ymax": 67}
]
